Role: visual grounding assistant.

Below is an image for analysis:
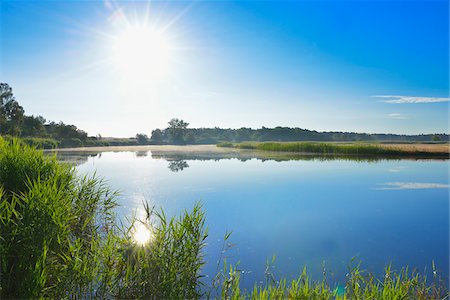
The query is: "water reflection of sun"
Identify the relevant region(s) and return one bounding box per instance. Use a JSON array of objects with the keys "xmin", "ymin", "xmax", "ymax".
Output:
[{"xmin": 133, "ymin": 222, "xmax": 152, "ymax": 245}]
